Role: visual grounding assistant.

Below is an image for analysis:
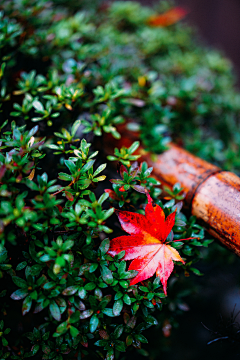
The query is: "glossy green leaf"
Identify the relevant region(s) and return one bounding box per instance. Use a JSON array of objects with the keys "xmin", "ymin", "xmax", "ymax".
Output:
[
  {"xmin": 22, "ymin": 296, "xmax": 32, "ymax": 316},
  {"xmin": 101, "ymin": 265, "xmax": 113, "ymax": 285},
  {"xmin": 49, "ymin": 301, "xmax": 61, "ymax": 321},
  {"xmin": 113, "ymin": 299, "xmax": 123, "ymax": 316},
  {"xmin": 89, "ymin": 314, "xmax": 99, "ymax": 333}
]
